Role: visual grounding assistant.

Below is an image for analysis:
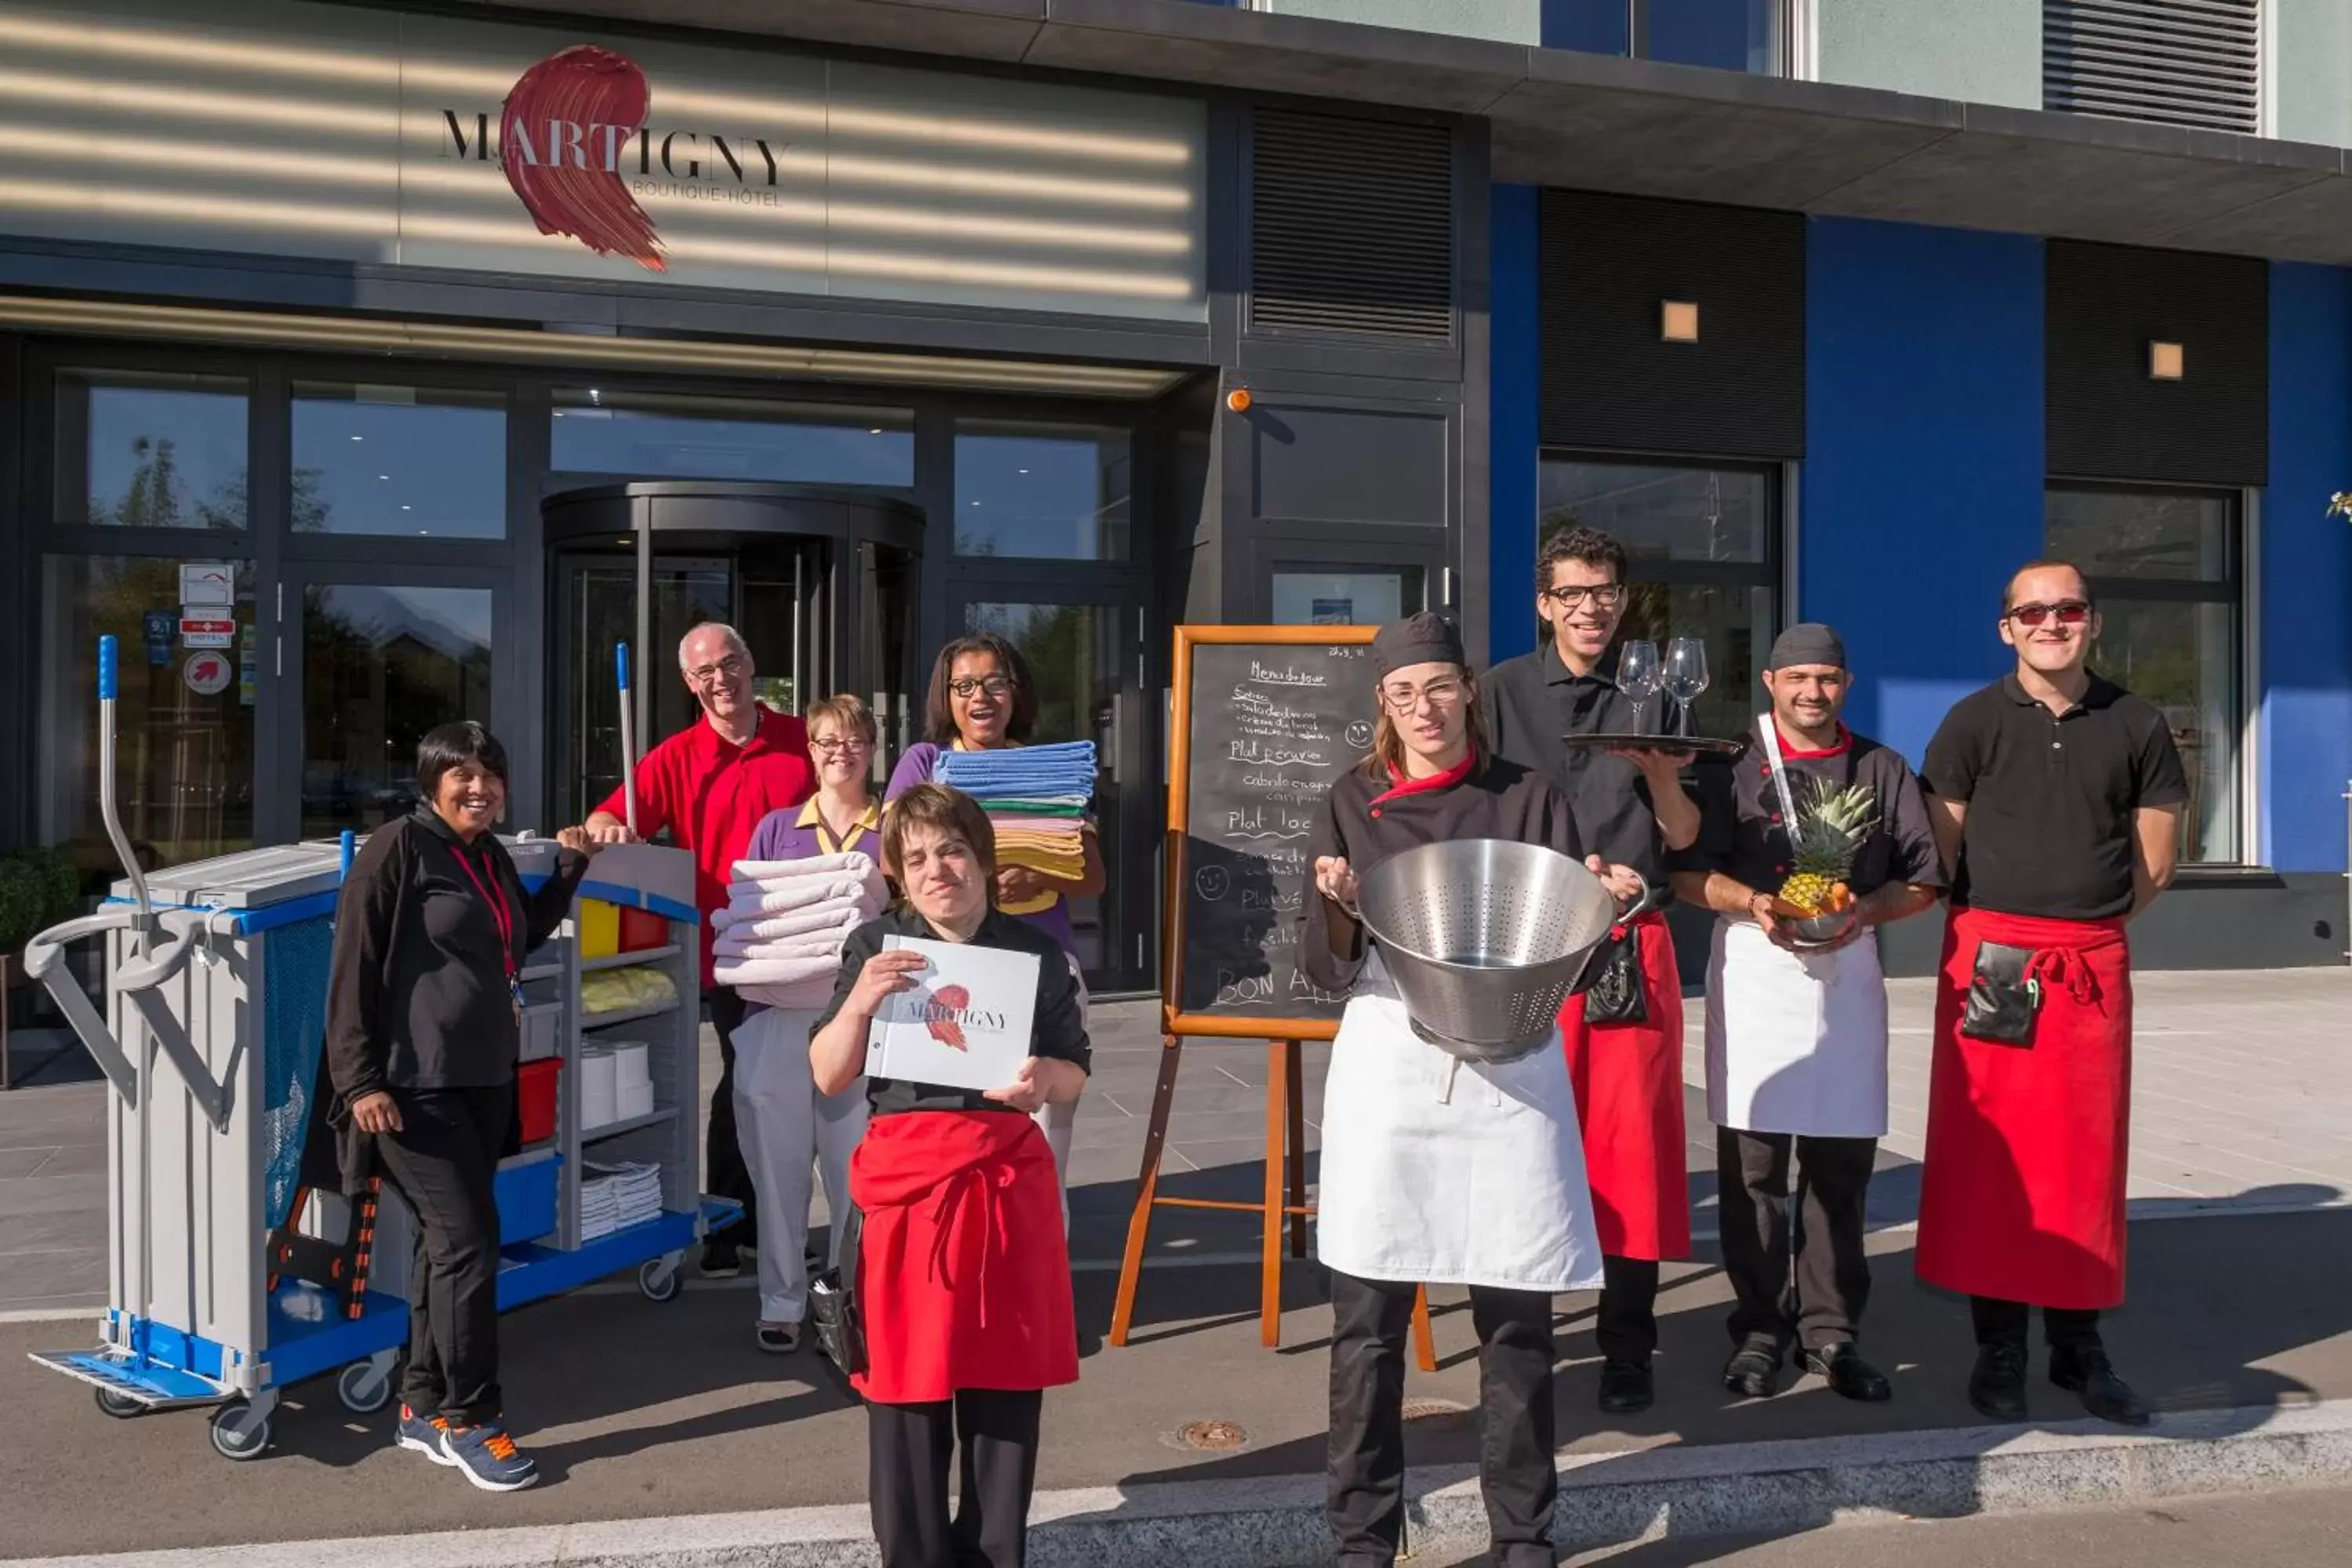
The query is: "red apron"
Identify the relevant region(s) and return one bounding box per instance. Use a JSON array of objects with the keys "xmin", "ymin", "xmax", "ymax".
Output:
[
  {"xmin": 849, "ymin": 1109, "xmax": 1078, "ymax": 1406},
  {"xmin": 1558, "ymin": 909, "xmax": 1690, "ymax": 1261},
  {"xmin": 1915, "ymin": 908, "xmax": 2132, "ymax": 1310}
]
